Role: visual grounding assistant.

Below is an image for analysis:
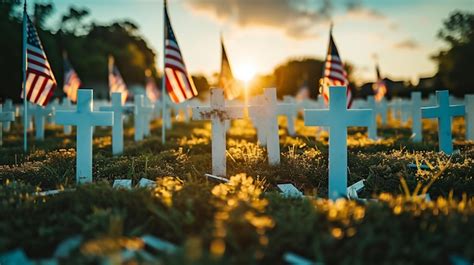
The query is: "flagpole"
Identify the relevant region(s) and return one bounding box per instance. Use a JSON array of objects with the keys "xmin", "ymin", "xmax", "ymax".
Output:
[
  {"xmin": 161, "ymin": 0, "xmax": 167, "ymax": 144},
  {"xmin": 22, "ymin": 0, "xmax": 28, "ymax": 152}
]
